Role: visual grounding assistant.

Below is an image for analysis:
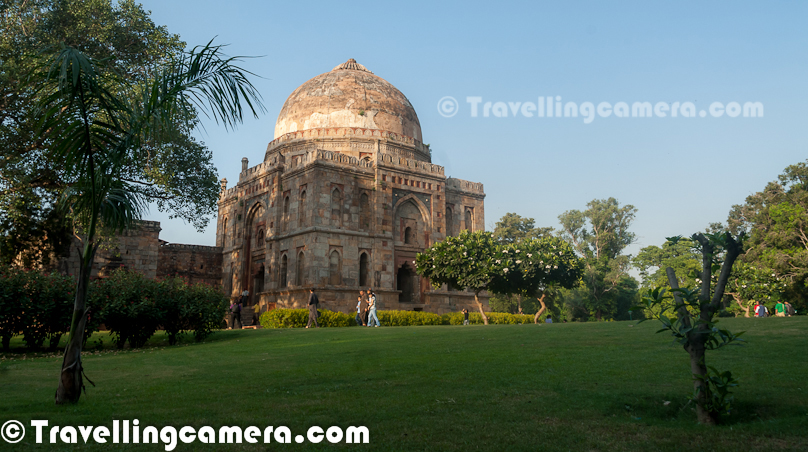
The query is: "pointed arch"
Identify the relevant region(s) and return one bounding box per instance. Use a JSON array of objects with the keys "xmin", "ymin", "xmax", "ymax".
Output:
[
  {"xmin": 393, "ymin": 194, "xmax": 430, "ymax": 247},
  {"xmin": 279, "ymin": 254, "xmax": 288, "ymax": 288},
  {"xmin": 221, "ymin": 217, "xmax": 228, "ymax": 247},
  {"xmin": 298, "ymin": 189, "xmax": 307, "ymax": 227},
  {"xmin": 329, "ymin": 250, "xmax": 342, "ymax": 286},
  {"xmin": 296, "ymin": 251, "xmax": 305, "ymax": 286},
  {"xmin": 393, "ymin": 193, "xmax": 431, "ymax": 228},
  {"xmin": 331, "ymin": 187, "xmax": 342, "ymax": 227},
  {"xmin": 256, "ymin": 228, "xmax": 264, "ymax": 248},
  {"xmin": 359, "ymin": 252, "xmax": 369, "ymax": 287}
]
